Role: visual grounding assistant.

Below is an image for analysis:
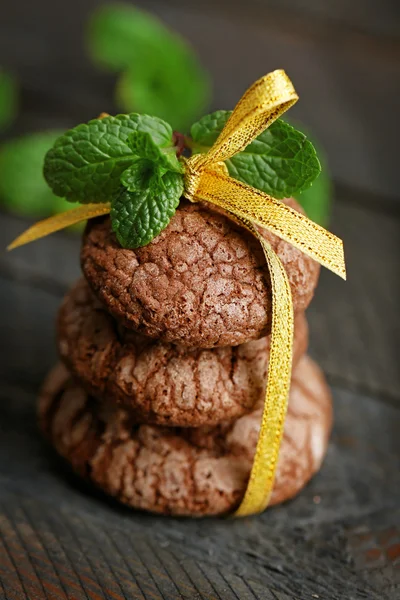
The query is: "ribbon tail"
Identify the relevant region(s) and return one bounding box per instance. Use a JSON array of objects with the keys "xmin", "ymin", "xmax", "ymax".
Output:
[
  {"xmin": 7, "ymin": 203, "xmax": 111, "ymax": 251},
  {"xmin": 234, "ymin": 224, "xmax": 294, "ymax": 516},
  {"xmin": 193, "ymin": 170, "xmax": 346, "ymax": 280}
]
